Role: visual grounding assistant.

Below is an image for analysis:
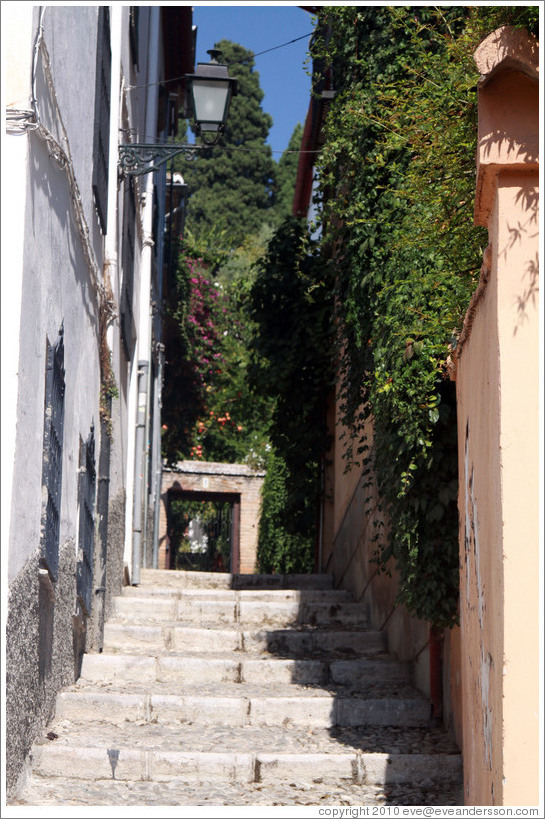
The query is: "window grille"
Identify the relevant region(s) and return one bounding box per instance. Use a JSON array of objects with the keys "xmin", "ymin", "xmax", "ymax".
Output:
[
  {"xmin": 40, "ymin": 325, "xmax": 66, "ymax": 581},
  {"xmin": 120, "ymin": 177, "xmax": 136, "ymax": 360},
  {"xmin": 76, "ymin": 426, "xmax": 96, "ymax": 616},
  {"xmin": 92, "ymin": 7, "xmax": 111, "ymax": 234}
]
